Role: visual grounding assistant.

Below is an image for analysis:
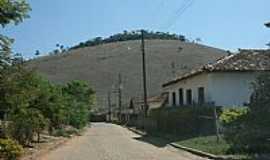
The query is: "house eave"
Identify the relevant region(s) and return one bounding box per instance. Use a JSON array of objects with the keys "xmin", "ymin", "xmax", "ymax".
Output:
[
  {"xmin": 162, "ymin": 70, "xmax": 270, "ymax": 88},
  {"xmin": 162, "ymin": 70, "xmax": 205, "ymax": 88}
]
